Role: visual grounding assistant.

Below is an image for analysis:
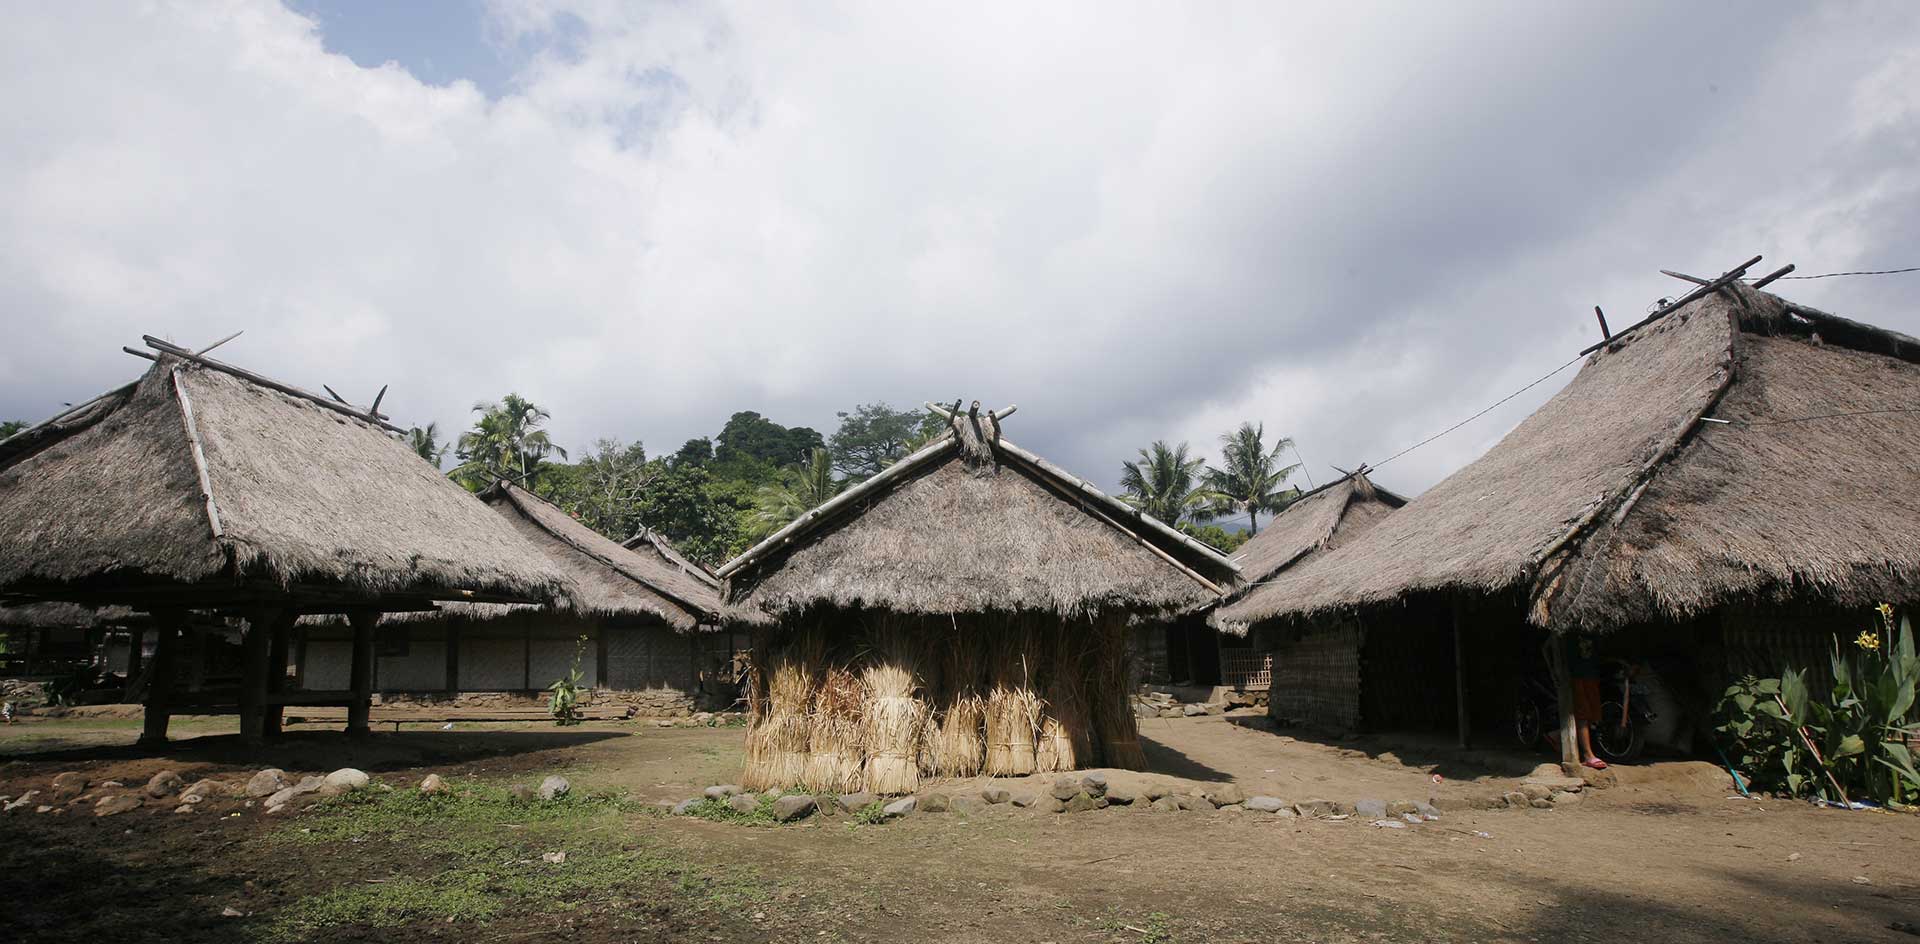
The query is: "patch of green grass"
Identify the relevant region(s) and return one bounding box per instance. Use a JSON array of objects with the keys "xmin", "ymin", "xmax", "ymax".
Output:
[
  {"xmin": 1098, "ymin": 909, "xmax": 1179, "ymax": 944},
  {"xmin": 681, "ymin": 793, "xmax": 780, "ymax": 826},
  {"xmin": 848, "ymin": 799, "xmax": 889, "ymax": 826},
  {"xmin": 260, "ymin": 782, "xmax": 767, "ymax": 941}
]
